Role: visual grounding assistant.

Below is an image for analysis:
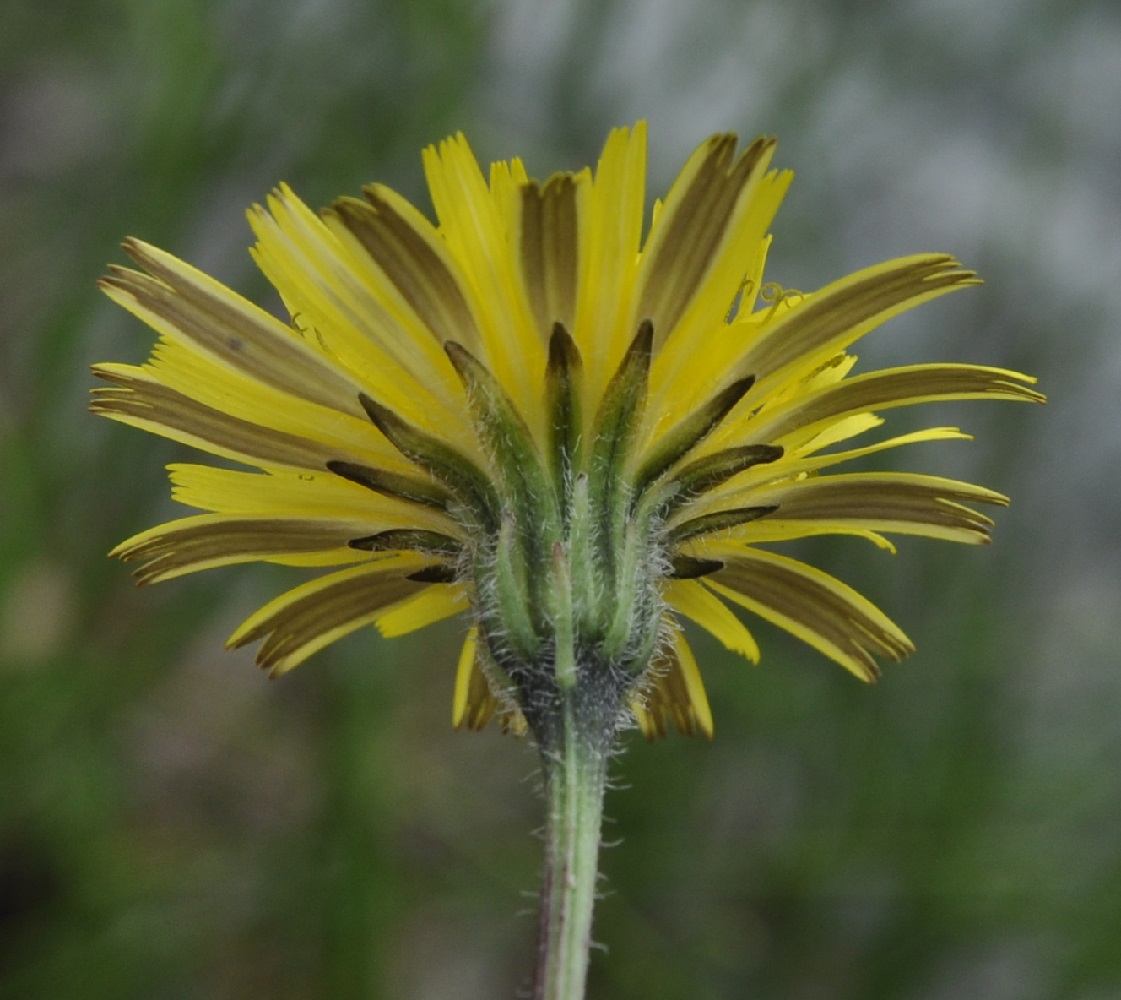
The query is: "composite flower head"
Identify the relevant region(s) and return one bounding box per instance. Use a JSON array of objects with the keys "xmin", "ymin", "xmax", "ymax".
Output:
[{"xmin": 93, "ymin": 123, "xmax": 1043, "ymax": 740}]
